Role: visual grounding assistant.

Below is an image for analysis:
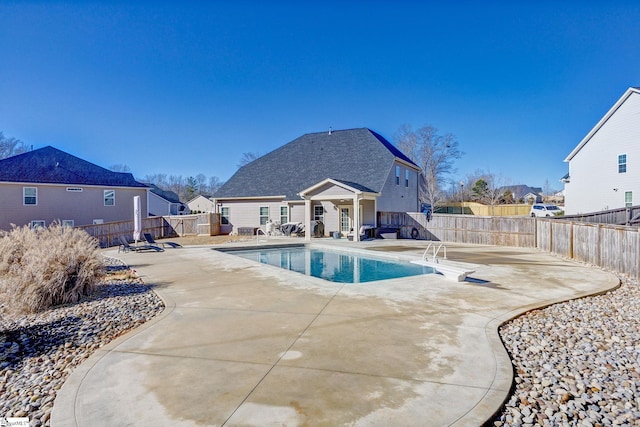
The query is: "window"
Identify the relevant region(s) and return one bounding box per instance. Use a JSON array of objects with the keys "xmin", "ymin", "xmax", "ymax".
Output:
[
  {"xmin": 220, "ymin": 207, "xmax": 230, "ymax": 225},
  {"xmin": 259, "ymin": 206, "xmax": 269, "ymax": 225},
  {"xmin": 62, "ymin": 220, "xmax": 74, "ymax": 228},
  {"xmin": 618, "ymin": 154, "xmax": 627, "ymax": 173},
  {"xmin": 405, "ymin": 170, "xmax": 410, "ymax": 187},
  {"xmin": 395, "ymin": 166, "xmax": 400, "ymax": 185},
  {"xmin": 30, "ymin": 220, "xmax": 45, "ymax": 229},
  {"xmin": 104, "ymin": 190, "xmax": 115, "ymax": 206},
  {"xmin": 314, "ymin": 205, "xmax": 324, "ymax": 221},
  {"xmin": 280, "ymin": 206, "xmax": 288, "ymax": 224},
  {"xmin": 23, "ymin": 187, "xmax": 37, "ymax": 205},
  {"xmin": 625, "ymin": 191, "xmax": 633, "ymax": 208},
  {"xmin": 93, "ymin": 219, "xmax": 104, "ymax": 225}
]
